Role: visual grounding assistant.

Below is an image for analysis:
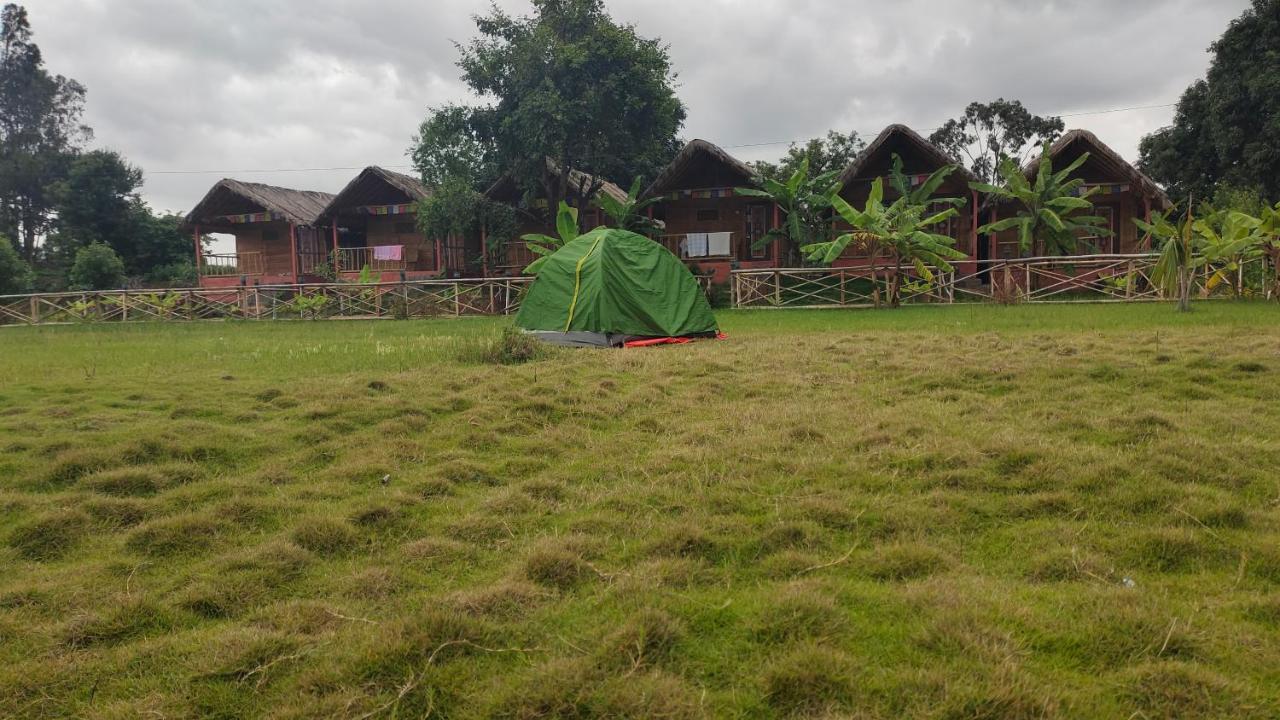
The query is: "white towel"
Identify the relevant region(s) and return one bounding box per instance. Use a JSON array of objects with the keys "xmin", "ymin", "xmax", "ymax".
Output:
[
  {"xmin": 707, "ymin": 232, "xmax": 732, "ymax": 256},
  {"xmin": 684, "ymin": 233, "xmax": 709, "ymax": 257}
]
